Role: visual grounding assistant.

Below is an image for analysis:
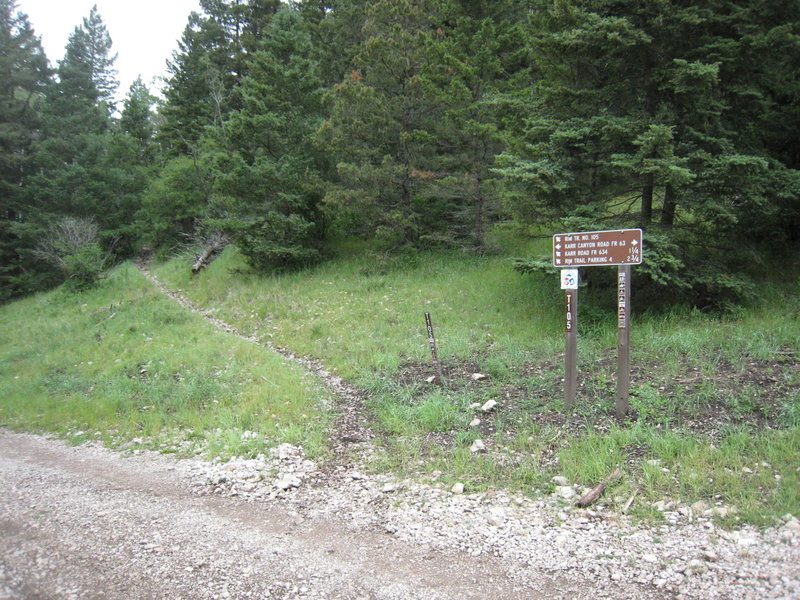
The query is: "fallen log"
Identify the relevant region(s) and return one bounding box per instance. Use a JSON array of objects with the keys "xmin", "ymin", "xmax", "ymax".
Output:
[
  {"xmin": 191, "ymin": 241, "xmax": 226, "ymax": 275},
  {"xmin": 575, "ymin": 468, "xmax": 621, "ymax": 508}
]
